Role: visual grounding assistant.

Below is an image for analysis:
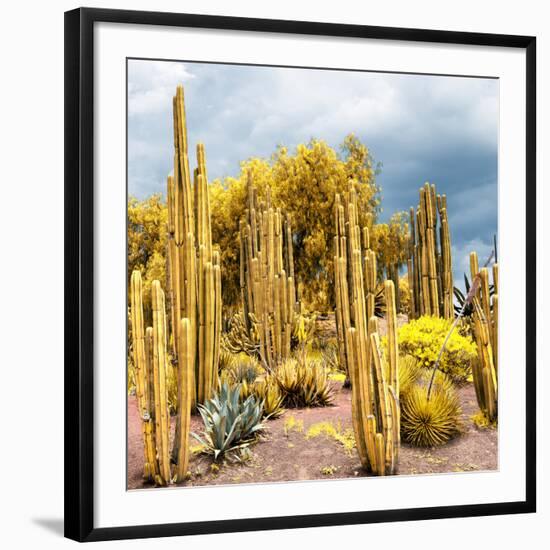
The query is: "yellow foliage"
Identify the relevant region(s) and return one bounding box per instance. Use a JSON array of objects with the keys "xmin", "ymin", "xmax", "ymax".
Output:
[
  {"xmin": 283, "ymin": 415, "xmax": 304, "ymax": 436},
  {"xmin": 371, "ymin": 211, "xmax": 410, "ymax": 273},
  {"xmin": 328, "ymin": 372, "xmax": 347, "ymax": 383},
  {"xmin": 209, "ymin": 135, "xmax": 381, "ymax": 310},
  {"xmin": 396, "ymin": 316, "xmax": 477, "ymax": 383},
  {"xmin": 127, "ymin": 194, "xmax": 168, "ymax": 318},
  {"xmin": 471, "ymin": 411, "xmax": 497, "ymax": 429},
  {"xmin": 126, "ymin": 137, "xmax": 411, "ymax": 315},
  {"xmin": 306, "ymin": 421, "xmax": 356, "ymax": 455}
]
